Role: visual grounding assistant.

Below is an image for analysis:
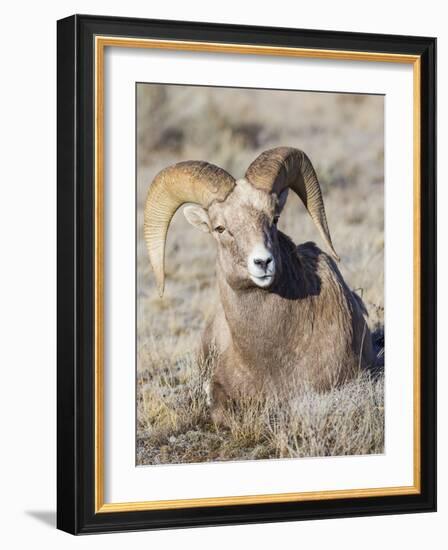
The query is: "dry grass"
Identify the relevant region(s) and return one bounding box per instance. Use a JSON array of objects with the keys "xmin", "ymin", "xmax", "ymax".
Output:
[
  {"xmin": 136, "ymin": 84, "xmax": 385, "ymax": 465},
  {"xmin": 137, "ymin": 351, "xmax": 384, "ymax": 464}
]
